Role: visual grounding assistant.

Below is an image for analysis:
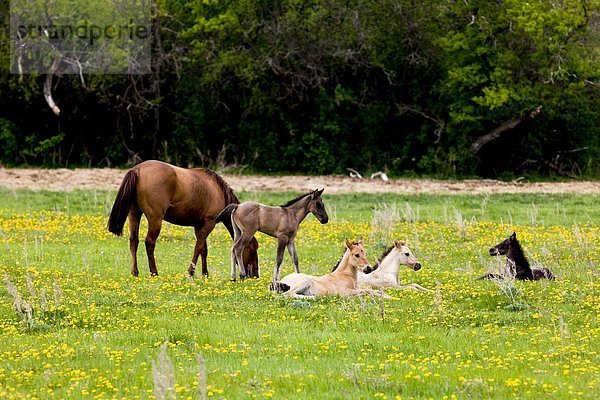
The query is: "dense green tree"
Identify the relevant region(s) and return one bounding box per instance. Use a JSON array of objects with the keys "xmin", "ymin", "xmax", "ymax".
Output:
[{"xmin": 0, "ymin": 0, "xmax": 597, "ymax": 177}]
